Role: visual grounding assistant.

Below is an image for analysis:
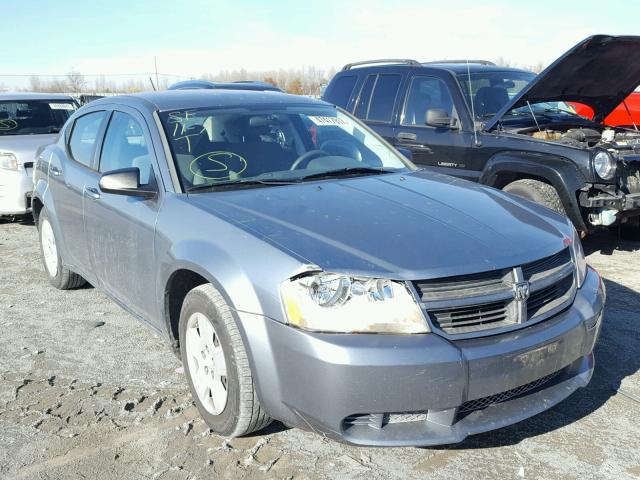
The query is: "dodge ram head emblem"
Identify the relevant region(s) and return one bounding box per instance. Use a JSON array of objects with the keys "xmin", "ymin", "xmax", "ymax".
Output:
[{"xmin": 513, "ymin": 281, "xmax": 530, "ymax": 301}]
